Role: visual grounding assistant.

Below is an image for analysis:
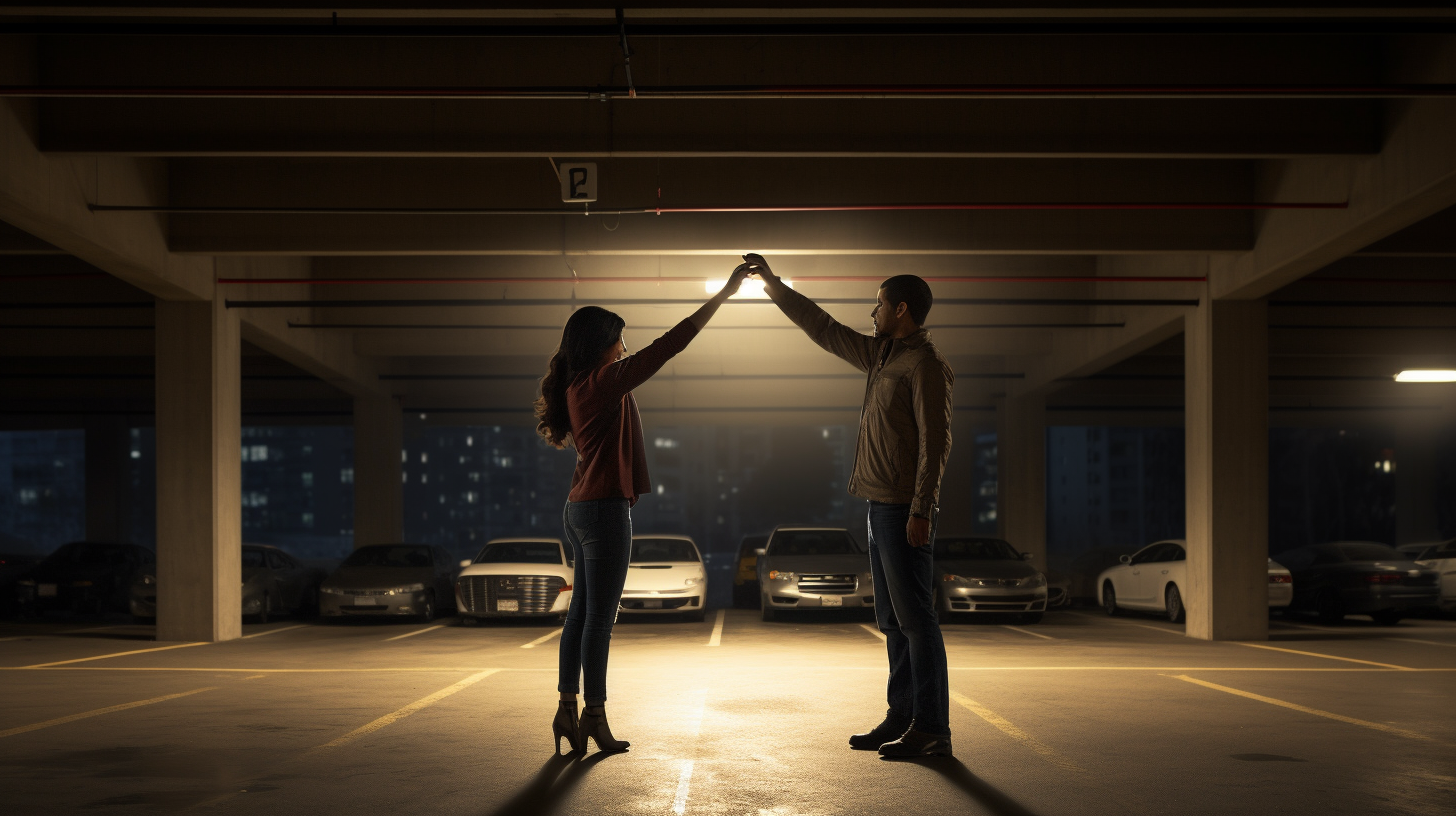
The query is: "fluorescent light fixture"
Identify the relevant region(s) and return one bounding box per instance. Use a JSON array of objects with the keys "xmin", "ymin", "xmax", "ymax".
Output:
[
  {"xmin": 1394, "ymin": 370, "xmax": 1456, "ymax": 383},
  {"xmin": 704, "ymin": 278, "xmax": 792, "ymax": 298}
]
